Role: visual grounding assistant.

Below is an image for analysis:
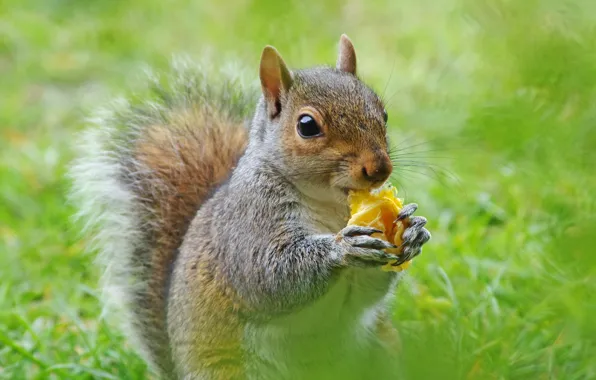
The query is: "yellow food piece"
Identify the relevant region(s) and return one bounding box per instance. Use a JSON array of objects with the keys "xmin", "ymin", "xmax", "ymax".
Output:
[{"xmin": 347, "ymin": 187, "xmax": 412, "ymax": 272}]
